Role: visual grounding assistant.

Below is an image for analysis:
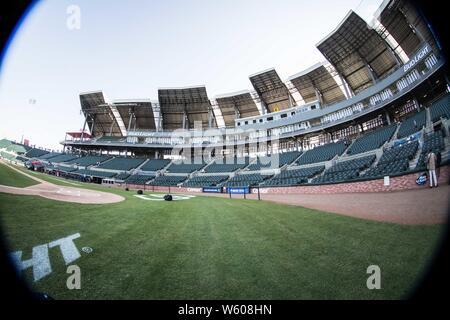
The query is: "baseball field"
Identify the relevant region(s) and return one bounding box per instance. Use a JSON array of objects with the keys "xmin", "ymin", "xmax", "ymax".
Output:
[{"xmin": 0, "ymin": 162, "xmax": 445, "ymax": 299}]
